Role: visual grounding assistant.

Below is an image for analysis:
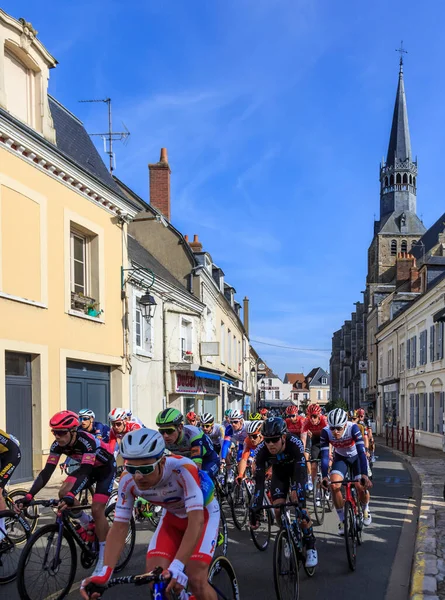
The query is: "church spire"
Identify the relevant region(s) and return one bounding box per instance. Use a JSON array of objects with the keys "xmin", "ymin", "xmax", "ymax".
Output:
[{"xmin": 386, "ymin": 45, "xmax": 411, "ymax": 166}]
